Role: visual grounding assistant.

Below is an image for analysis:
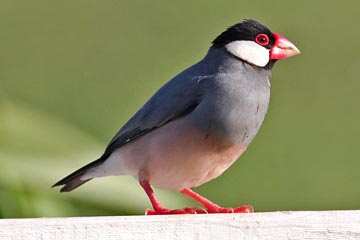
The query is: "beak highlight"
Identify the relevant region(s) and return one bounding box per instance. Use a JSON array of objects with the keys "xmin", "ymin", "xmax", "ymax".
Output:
[{"xmin": 270, "ymin": 32, "xmax": 300, "ymax": 60}]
